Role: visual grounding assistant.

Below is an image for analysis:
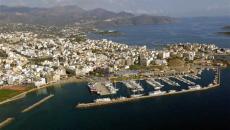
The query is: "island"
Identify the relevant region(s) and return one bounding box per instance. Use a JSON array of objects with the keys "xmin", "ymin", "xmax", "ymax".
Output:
[
  {"xmin": 217, "ymin": 25, "xmax": 230, "ymax": 36},
  {"xmin": 94, "ymin": 30, "xmax": 123, "ymax": 36}
]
